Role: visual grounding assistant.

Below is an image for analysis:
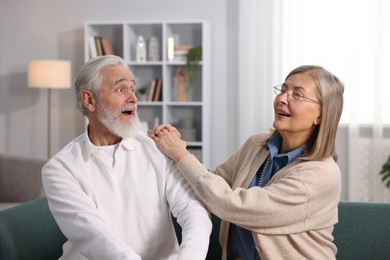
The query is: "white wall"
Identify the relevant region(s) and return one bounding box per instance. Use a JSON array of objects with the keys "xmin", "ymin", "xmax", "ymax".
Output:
[
  {"xmin": 0, "ymin": 0, "xmax": 238, "ymax": 167},
  {"xmin": 0, "ymin": 1, "xmax": 357, "ymax": 200}
]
